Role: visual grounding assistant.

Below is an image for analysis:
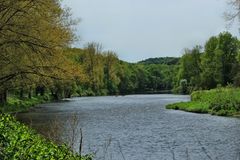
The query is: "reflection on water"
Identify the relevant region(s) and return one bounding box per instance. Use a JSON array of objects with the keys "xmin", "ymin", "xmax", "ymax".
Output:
[{"xmin": 17, "ymin": 94, "xmax": 240, "ymax": 160}]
